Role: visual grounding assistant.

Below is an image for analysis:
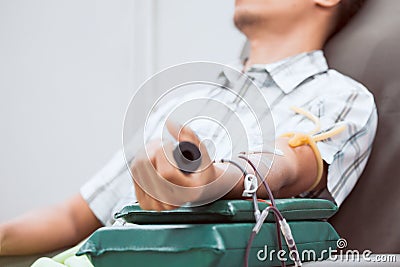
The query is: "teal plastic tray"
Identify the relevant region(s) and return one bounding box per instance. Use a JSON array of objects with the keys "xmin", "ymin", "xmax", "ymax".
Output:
[
  {"xmin": 115, "ymin": 198, "xmax": 338, "ymax": 224},
  {"xmin": 78, "ymin": 222, "xmax": 339, "ymax": 267}
]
